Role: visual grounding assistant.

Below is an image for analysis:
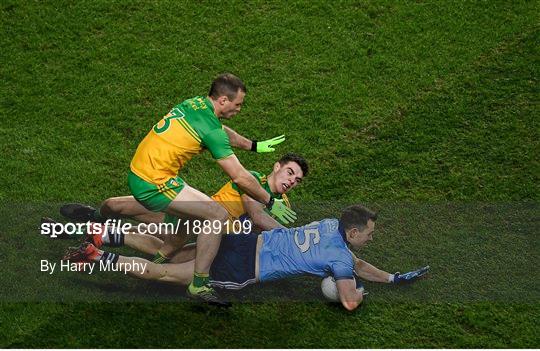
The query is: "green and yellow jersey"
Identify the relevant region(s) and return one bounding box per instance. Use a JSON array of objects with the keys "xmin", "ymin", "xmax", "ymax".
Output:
[
  {"xmin": 130, "ymin": 96, "xmax": 233, "ymax": 184},
  {"xmin": 161, "ymin": 170, "xmax": 291, "ymax": 228},
  {"xmin": 211, "ymin": 171, "xmax": 290, "ymax": 220}
]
